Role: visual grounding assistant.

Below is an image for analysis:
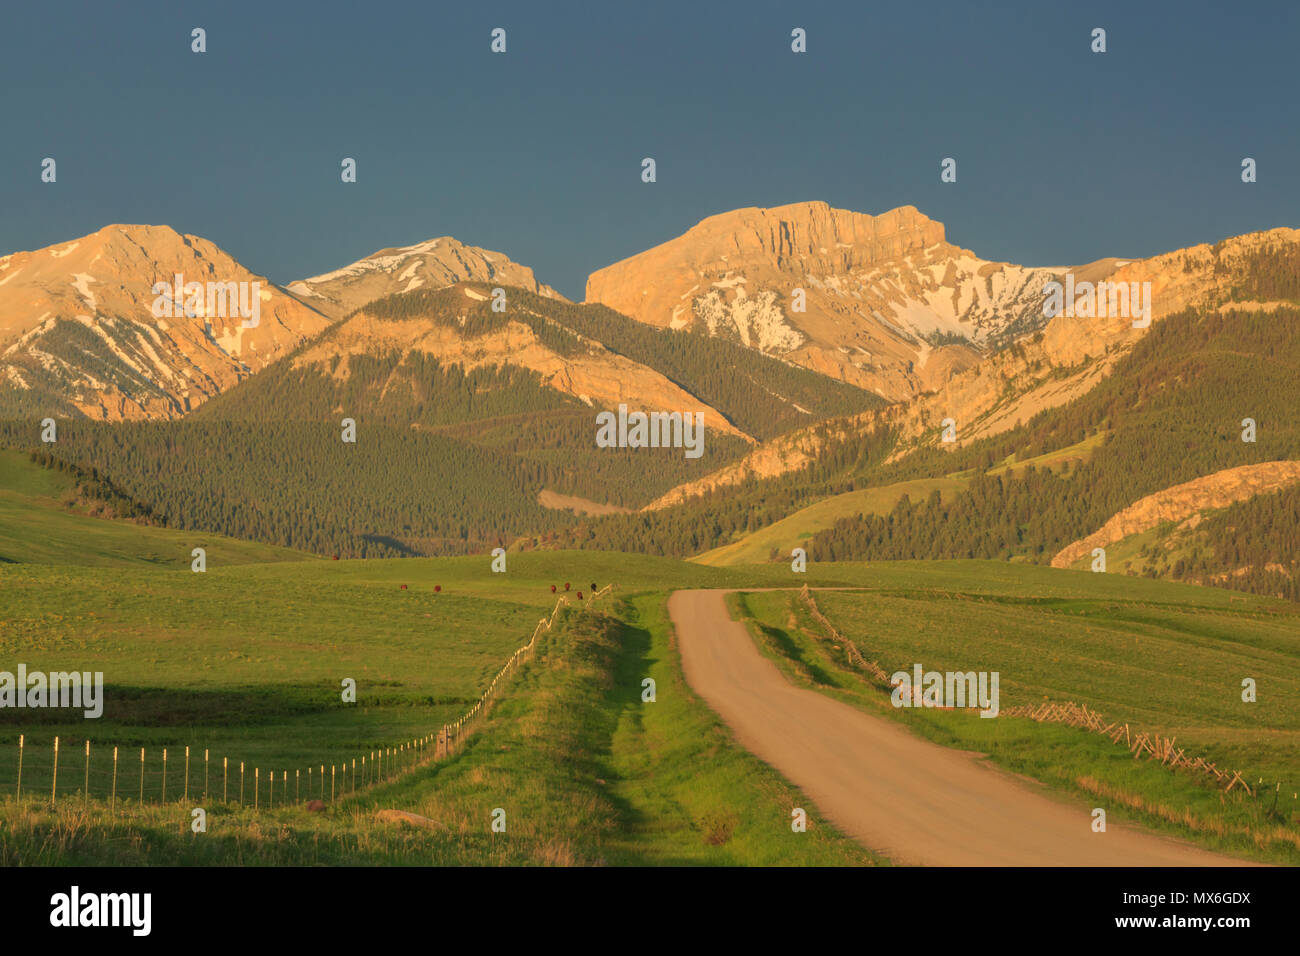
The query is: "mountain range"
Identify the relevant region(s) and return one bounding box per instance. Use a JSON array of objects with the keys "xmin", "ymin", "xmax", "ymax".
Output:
[{"xmin": 2, "ymin": 202, "xmax": 1297, "ymax": 598}]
